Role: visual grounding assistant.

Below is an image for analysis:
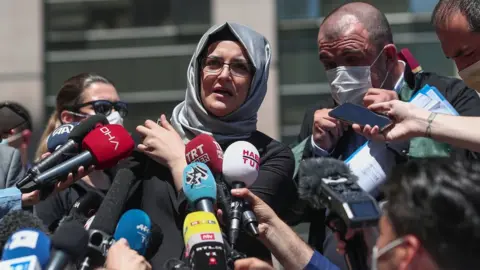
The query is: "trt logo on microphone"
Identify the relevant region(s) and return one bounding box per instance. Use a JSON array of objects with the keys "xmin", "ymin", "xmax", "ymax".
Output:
[
  {"xmin": 99, "ymin": 126, "xmax": 119, "ymax": 150},
  {"xmin": 186, "ymin": 144, "xmax": 209, "ymax": 163},
  {"xmin": 242, "ymin": 149, "xmax": 260, "ymax": 170},
  {"xmin": 185, "ymin": 164, "xmax": 209, "ymax": 187}
]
